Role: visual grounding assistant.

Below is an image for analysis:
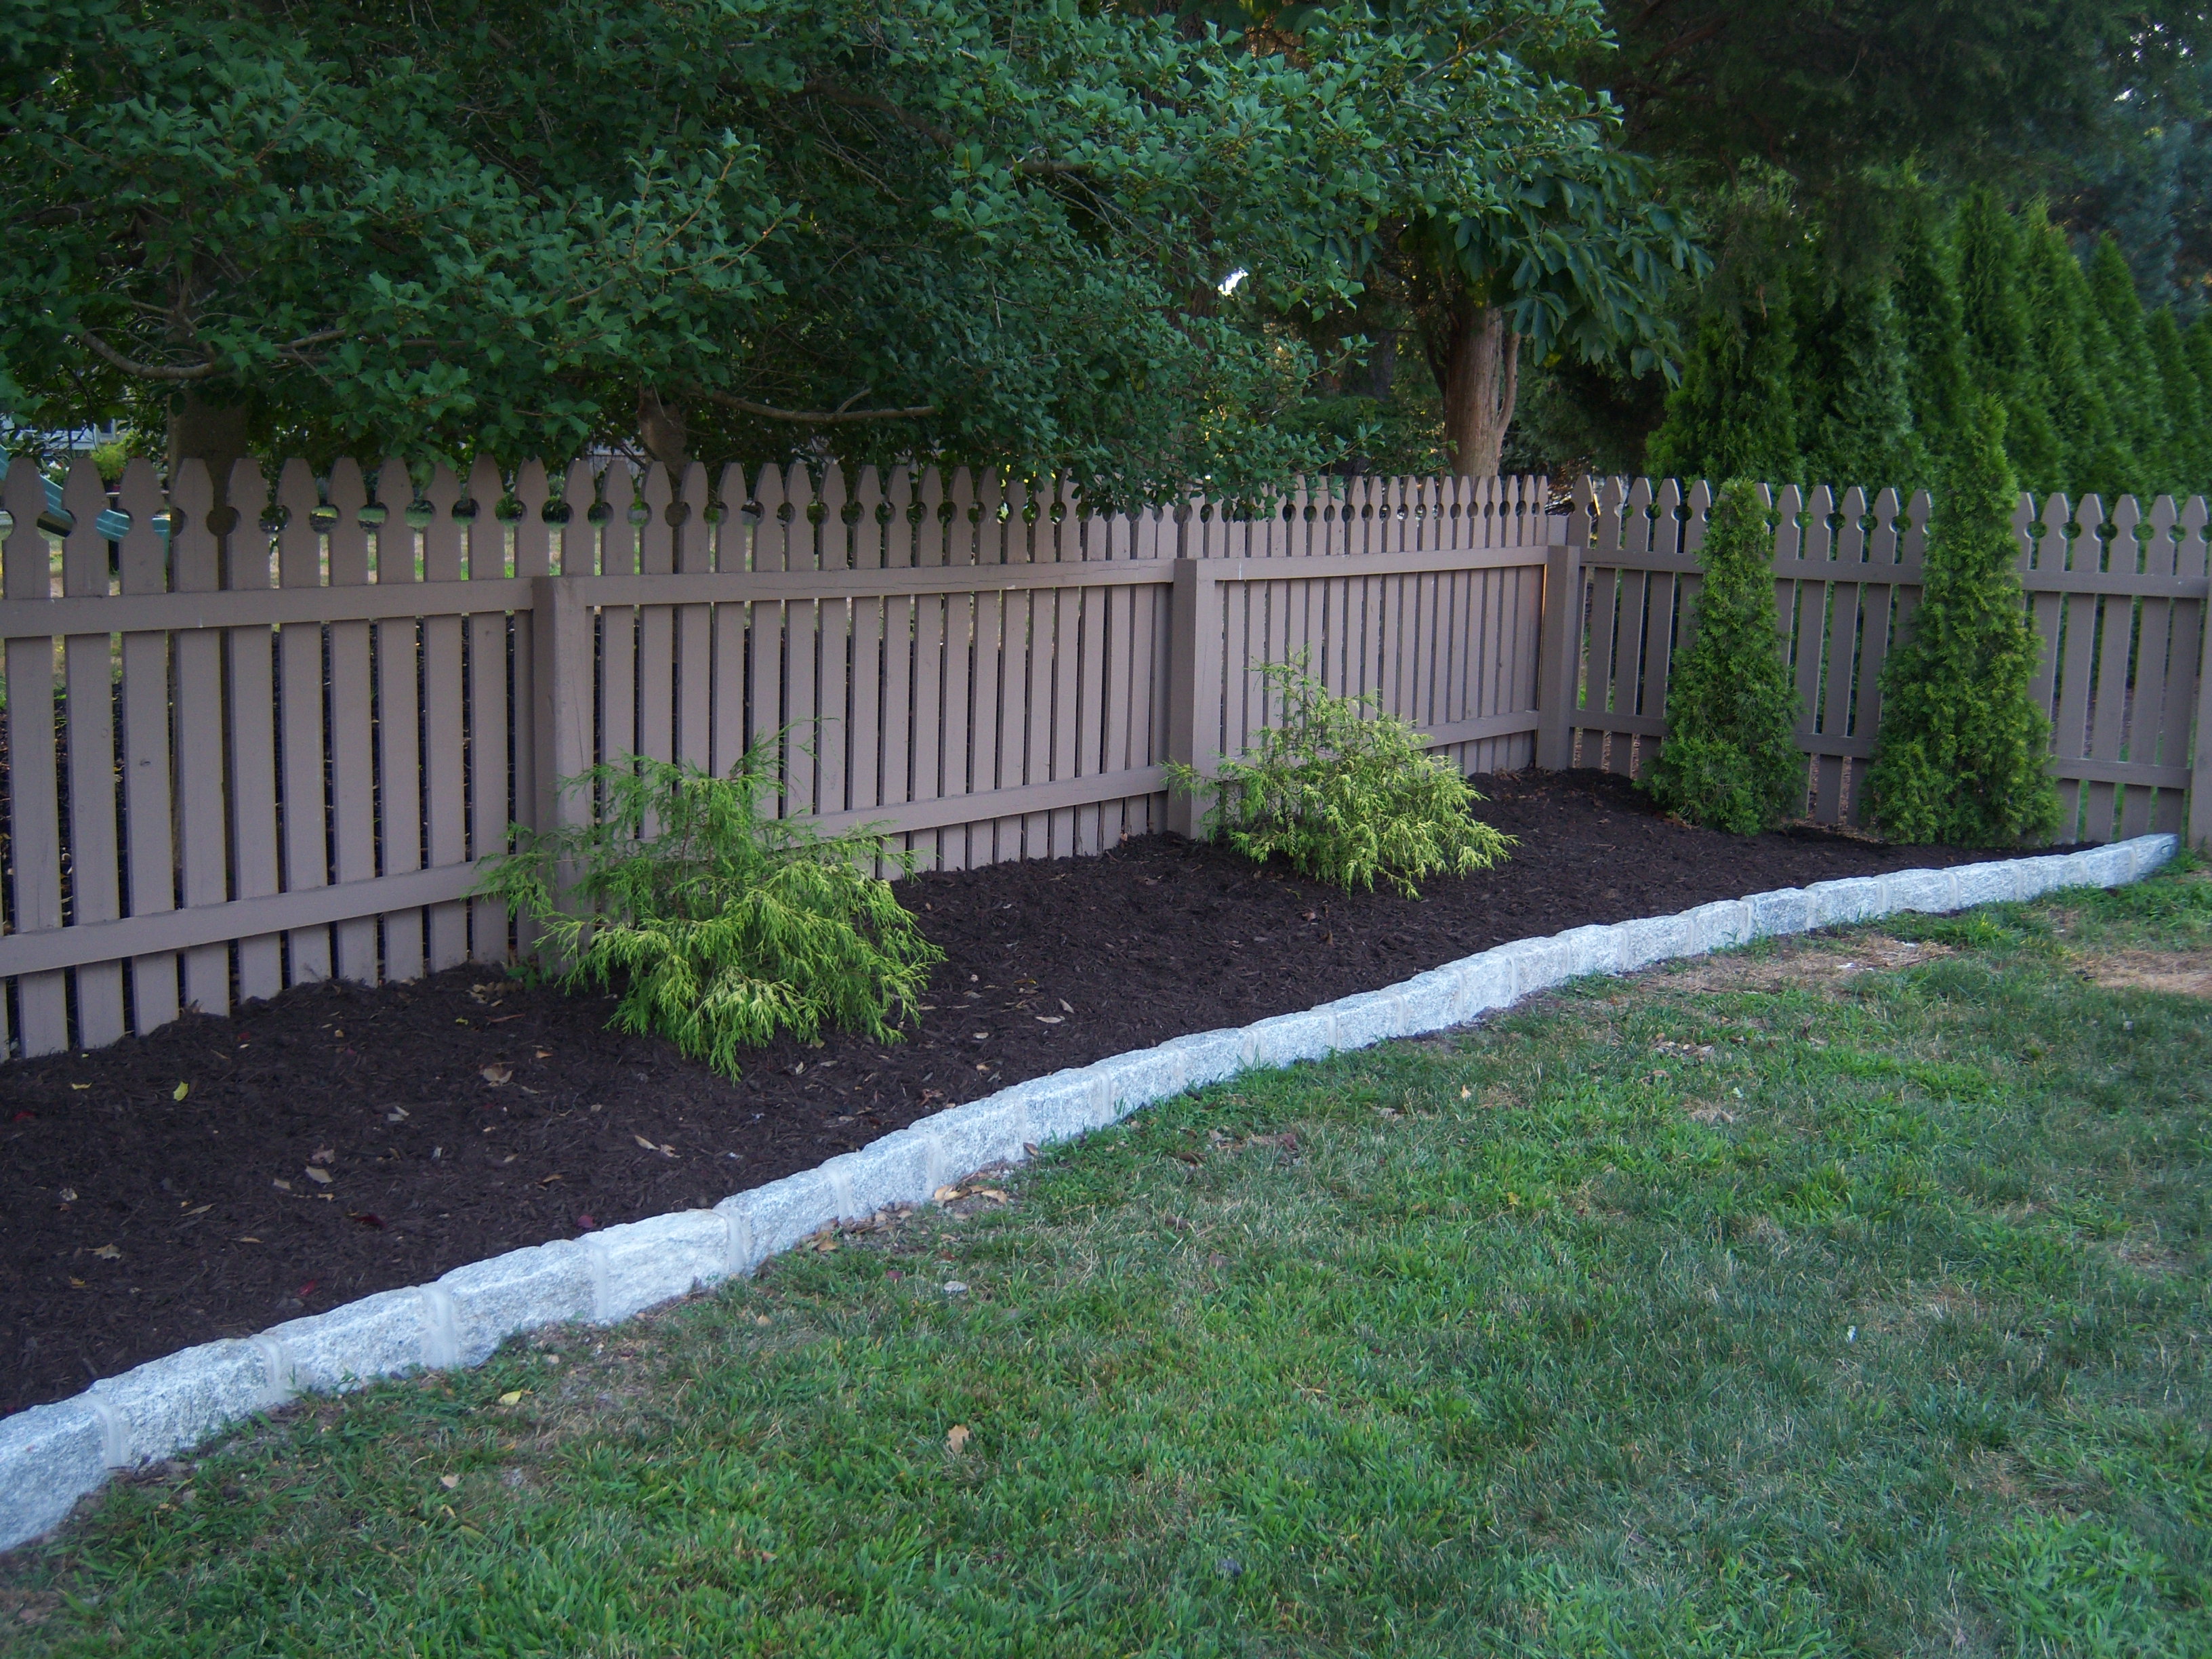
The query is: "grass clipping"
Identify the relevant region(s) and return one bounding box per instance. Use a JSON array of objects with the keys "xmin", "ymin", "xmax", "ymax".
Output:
[
  {"xmin": 479, "ymin": 748, "xmax": 943, "ymax": 1078},
  {"xmin": 1170, "ymin": 656, "xmax": 1512, "ymax": 897}
]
